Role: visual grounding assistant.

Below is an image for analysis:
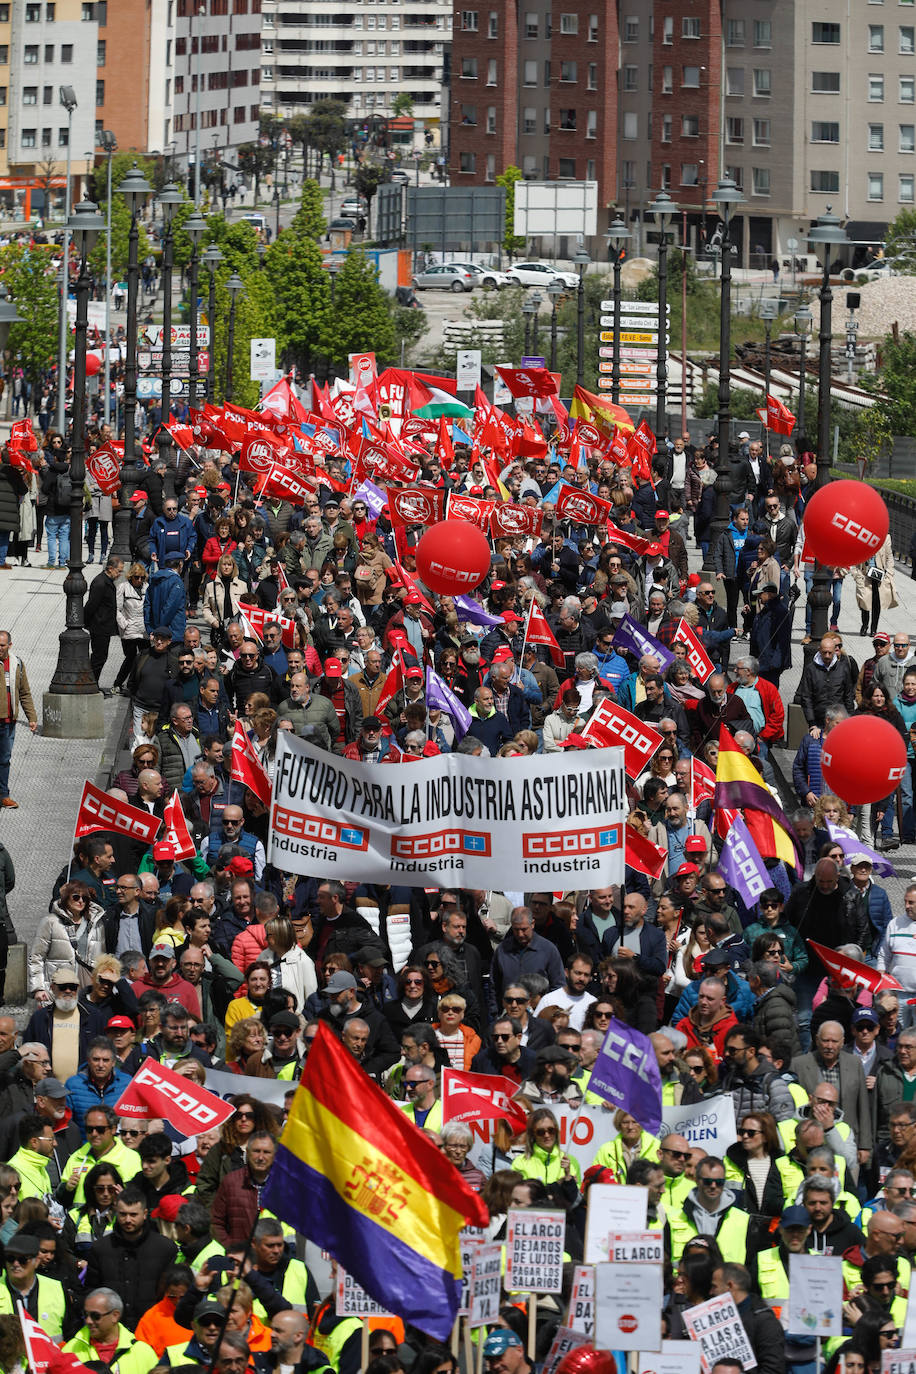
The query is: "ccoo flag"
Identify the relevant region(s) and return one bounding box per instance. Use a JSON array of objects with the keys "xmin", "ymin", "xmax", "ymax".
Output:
[
  {"xmin": 586, "ymin": 1016, "xmax": 663, "ymax": 1134},
  {"xmin": 262, "ymin": 1022, "xmax": 488, "ymax": 1339}
]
